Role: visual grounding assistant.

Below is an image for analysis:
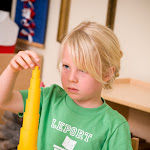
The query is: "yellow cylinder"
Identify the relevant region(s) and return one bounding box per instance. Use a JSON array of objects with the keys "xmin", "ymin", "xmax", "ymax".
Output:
[{"xmin": 17, "ymin": 66, "xmax": 41, "ymax": 150}]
